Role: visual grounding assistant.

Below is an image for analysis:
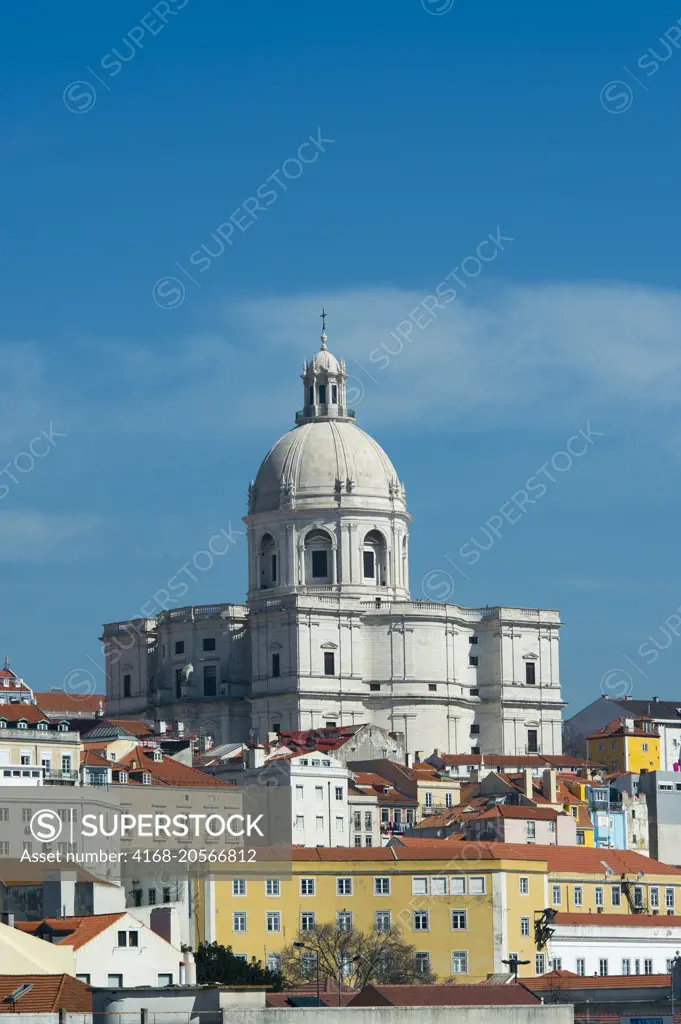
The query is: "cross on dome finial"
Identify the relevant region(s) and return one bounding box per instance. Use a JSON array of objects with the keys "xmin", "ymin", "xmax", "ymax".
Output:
[{"xmin": 320, "ymin": 308, "xmax": 328, "ymax": 349}]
